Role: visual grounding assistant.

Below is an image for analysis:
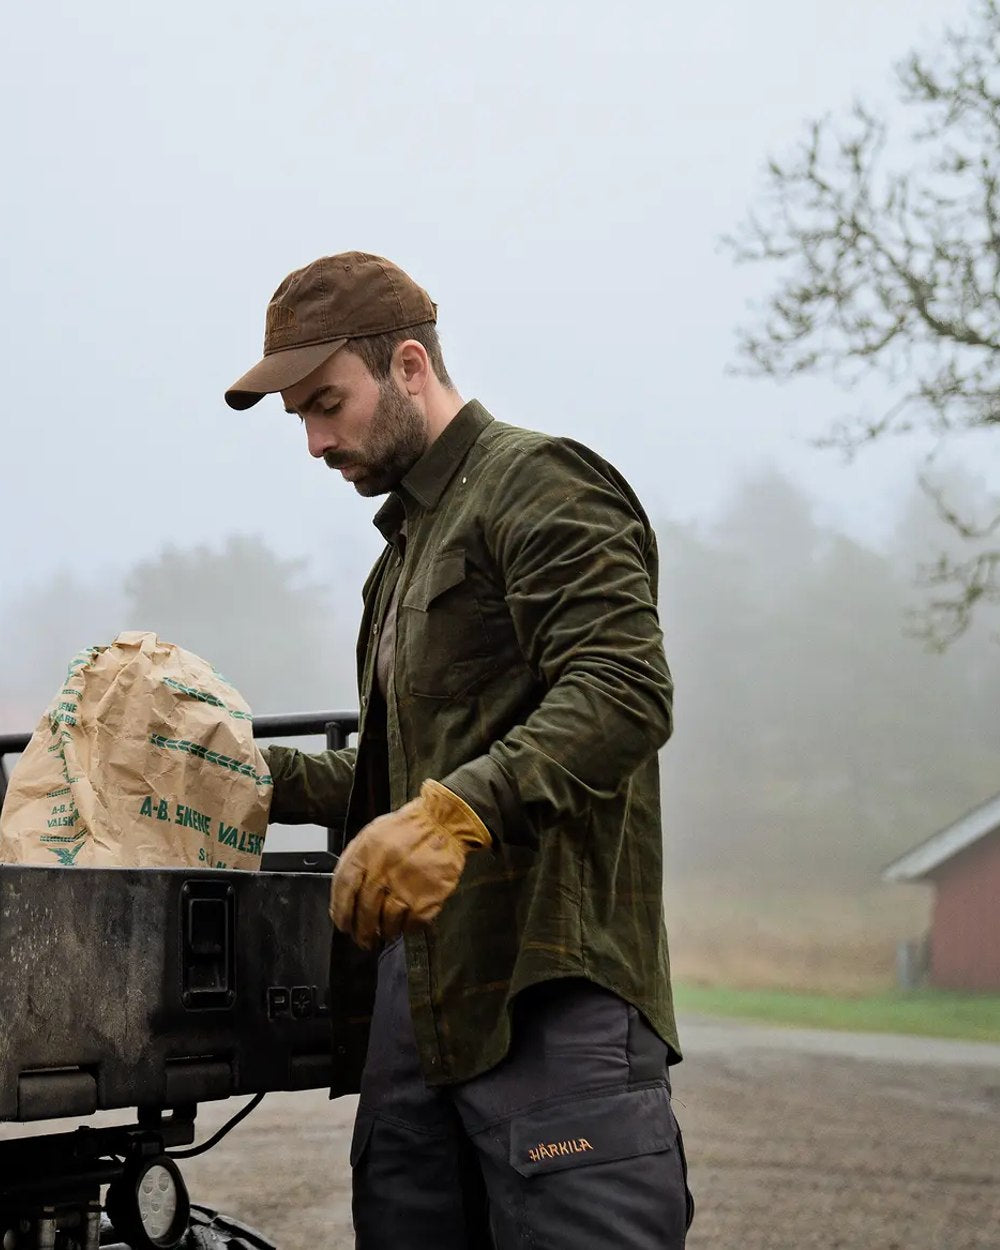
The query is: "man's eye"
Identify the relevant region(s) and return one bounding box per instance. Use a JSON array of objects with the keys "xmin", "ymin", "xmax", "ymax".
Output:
[{"xmin": 322, "ymin": 403, "xmax": 341, "ymax": 415}]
